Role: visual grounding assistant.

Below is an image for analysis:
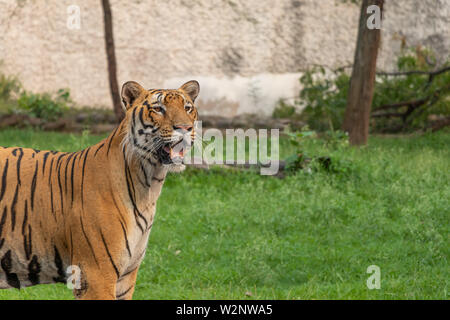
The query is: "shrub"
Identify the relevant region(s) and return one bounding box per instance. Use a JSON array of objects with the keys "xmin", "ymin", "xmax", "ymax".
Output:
[
  {"xmin": 284, "ymin": 127, "xmax": 354, "ymax": 176},
  {"xmin": 279, "ymin": 48, "xmax": 450, "ymax": 132},
  {"xmin": 0, "ymin": 73, "xmax": 21, "ymax": 102},
  {"xmin": 0, "ymin": 69, "xmax": 22, "ymax": 114},
  {"xmin": 371, "ymin": 48, "xmax": 450, "ymax": 132},
  {"xmin": 297, "ymin": 66, "xmax": 350, "ymax": 131},
  {"xmin": 272, "ymin": 99, "xmax": 301, "ymax": 119},
  {"xmin": 16, "ymin": 89, "xmax": 71, "ymax": 121}
]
